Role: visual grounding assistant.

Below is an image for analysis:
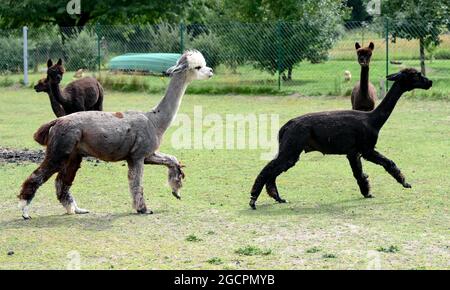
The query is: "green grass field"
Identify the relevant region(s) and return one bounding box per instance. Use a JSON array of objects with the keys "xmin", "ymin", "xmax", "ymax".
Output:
[{"xmin": 0, "ymin": 86, "xmax": 448, "ymax": 269}]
